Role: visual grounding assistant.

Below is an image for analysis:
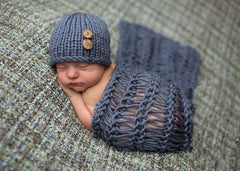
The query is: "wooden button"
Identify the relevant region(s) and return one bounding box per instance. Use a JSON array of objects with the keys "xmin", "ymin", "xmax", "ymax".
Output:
[
  {"xmin": 83, "ymin": 39, "xmax": 93, "ymax": 50},
  {"xmin": 83, "ymin": 29, "xmax": 93, "ymax": 38}
]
